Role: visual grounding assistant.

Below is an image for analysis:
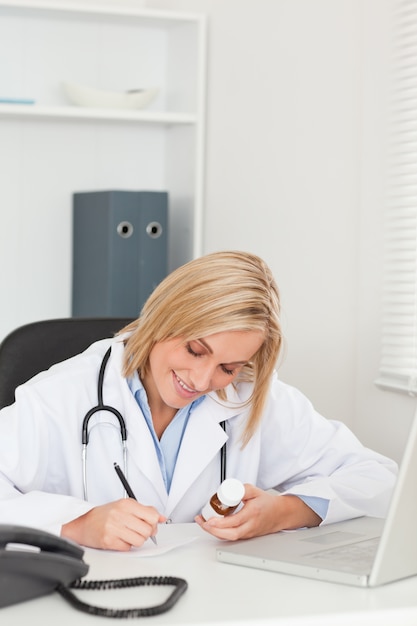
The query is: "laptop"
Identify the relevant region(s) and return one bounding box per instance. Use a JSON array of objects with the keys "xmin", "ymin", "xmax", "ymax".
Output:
[{"xmin": 216, "ymin": 409, "xmax": 417, "ymax": 587}]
